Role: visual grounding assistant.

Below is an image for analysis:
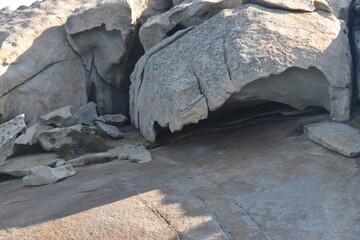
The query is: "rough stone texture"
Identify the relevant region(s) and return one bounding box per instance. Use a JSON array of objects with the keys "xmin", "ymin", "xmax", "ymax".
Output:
[
  {"xmin": 65, "ymin": 1, "xmax": 146, "ymax": 115},
  {"xmin": 352, "ymin": 0, "xmax": 360, "ymax": 102},
  {"xmin": 0, "ymin": 0, "xmax": 108, "ymax": 123},
  {"xmin": 304, "ymin": 121, "xmax": 360, "ymax": 157},
  {"xmin": 22, "ymin": 164, "xmax": 76, "ymax": 186},
  {"xmin": 329, "ymin": 0, "xmax": 352, "ymax": 20},
  {"xmin": 139, "ymin": 0, "xmax": 245, "ymax": 51},
  {"xmin": 0, "ymin": 58, "xmax": 87, "ymax": 124},
  {"xmin": 74, "ymin": 102, "xmax": 98, "ymax": 126},
  {"xmin": 247, "ymin": 0, "xmax": 332, "ymax": 12},
  {"xmin": 131, "ymin": 4, "xmax": 352, "ymax": 142},
  {"xmin": 98, "ymin": 114, "xmax": 128, "ymax": 126},
  {"xmin": 96, "ymin": 121, "xmax": 124, "ymax": 139},
  {"xmin": 0, "ymin": 119, "xmax": 358, "ymax": 239},
  {"xmin": 117, "ymin": 144, "xmax": 152, "ymax": 164},
  {"xmin": 0, "ymin": 153, "xmax": 60, "ymax": 177},
  {"xmin": 15, "ymin": 122, "xmax": 52, "ymax": 146},
  {"xmin": 37, "ymin": 125, "xmax": 82, "ymax": 151},
  {"xmin": 55, "ymin": 160, "xmax": 66, "ymax": 168},
  {"xmin": 0, "ymin": 114, "xmax": 26, "ymax": 165},
  {"xmin": 40, "ymin": 106, "xmax": 78, "ymax": 127}
]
